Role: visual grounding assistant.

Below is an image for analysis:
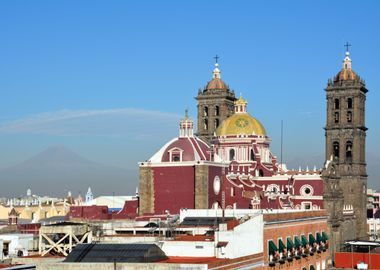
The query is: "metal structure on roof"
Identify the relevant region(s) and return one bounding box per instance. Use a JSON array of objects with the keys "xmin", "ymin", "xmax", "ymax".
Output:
[
  {"xmin": 64, "ymin": 243, "xmax": 167, "ymax": 263},
  {"xmin": 181, "ymin": 217, "xmax": 235, "ymax": 227},
  {"xmin": 39, "ymin": 223, "xmax": 92, "ymax": 257}
]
